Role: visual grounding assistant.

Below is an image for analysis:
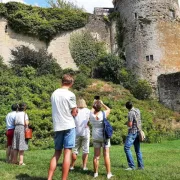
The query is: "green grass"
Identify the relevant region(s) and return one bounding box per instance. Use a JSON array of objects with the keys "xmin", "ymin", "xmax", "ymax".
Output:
[{"xmin": 0, "ymin": 140, "xmax": 180, "ymax": 180}]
